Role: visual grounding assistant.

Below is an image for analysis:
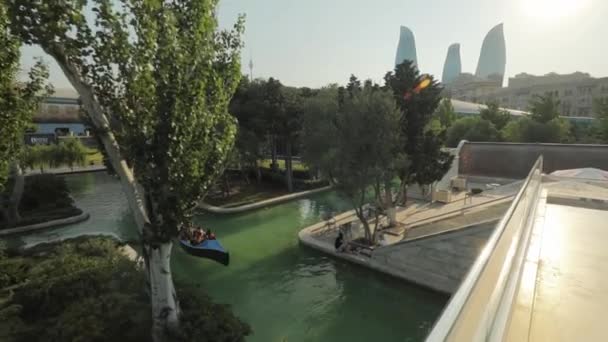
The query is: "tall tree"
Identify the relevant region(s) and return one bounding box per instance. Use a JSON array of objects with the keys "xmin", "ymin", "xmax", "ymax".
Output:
[
  {"xmin": 7, "ymin": 1, "xmax": 244, "ymax": 340},
  {"xmin": 280, "ymin": 87, "xmax": 304, "ymax": 193},
  {"xmin": 480, "ymin": 101, "xmax": 511, "ymax": 130},
  {"xmin": 0, "ymin": 3, "xmax": 50, "ymax": 226},
  {"xmin": 435, "ymin": 97, "xmax": 456, "ymax": 129},
  {"xmin": 301, "ymin": 81, "xmax": 403, "ymax": 243},
  {"xmin": 530, "ymin": 92, "xmax": 561, "ymax": 123},
  {"xmin": 230, "ymin": 77, "xmax": 269, "ymax": 183},
  {"xmin": 384, "ymin": 61, "xmax": 453, "ymax": 211},
  {"xmin": 263, "ymin": 78, "xmax": 284, "ymax": 172},
  {"xmin": 501, "ymin": 93, "xmax": 570, "ymax": 143},
  {"xmin": 446, "ymin": 116, "xmax": 501, "ymax": 147}
]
